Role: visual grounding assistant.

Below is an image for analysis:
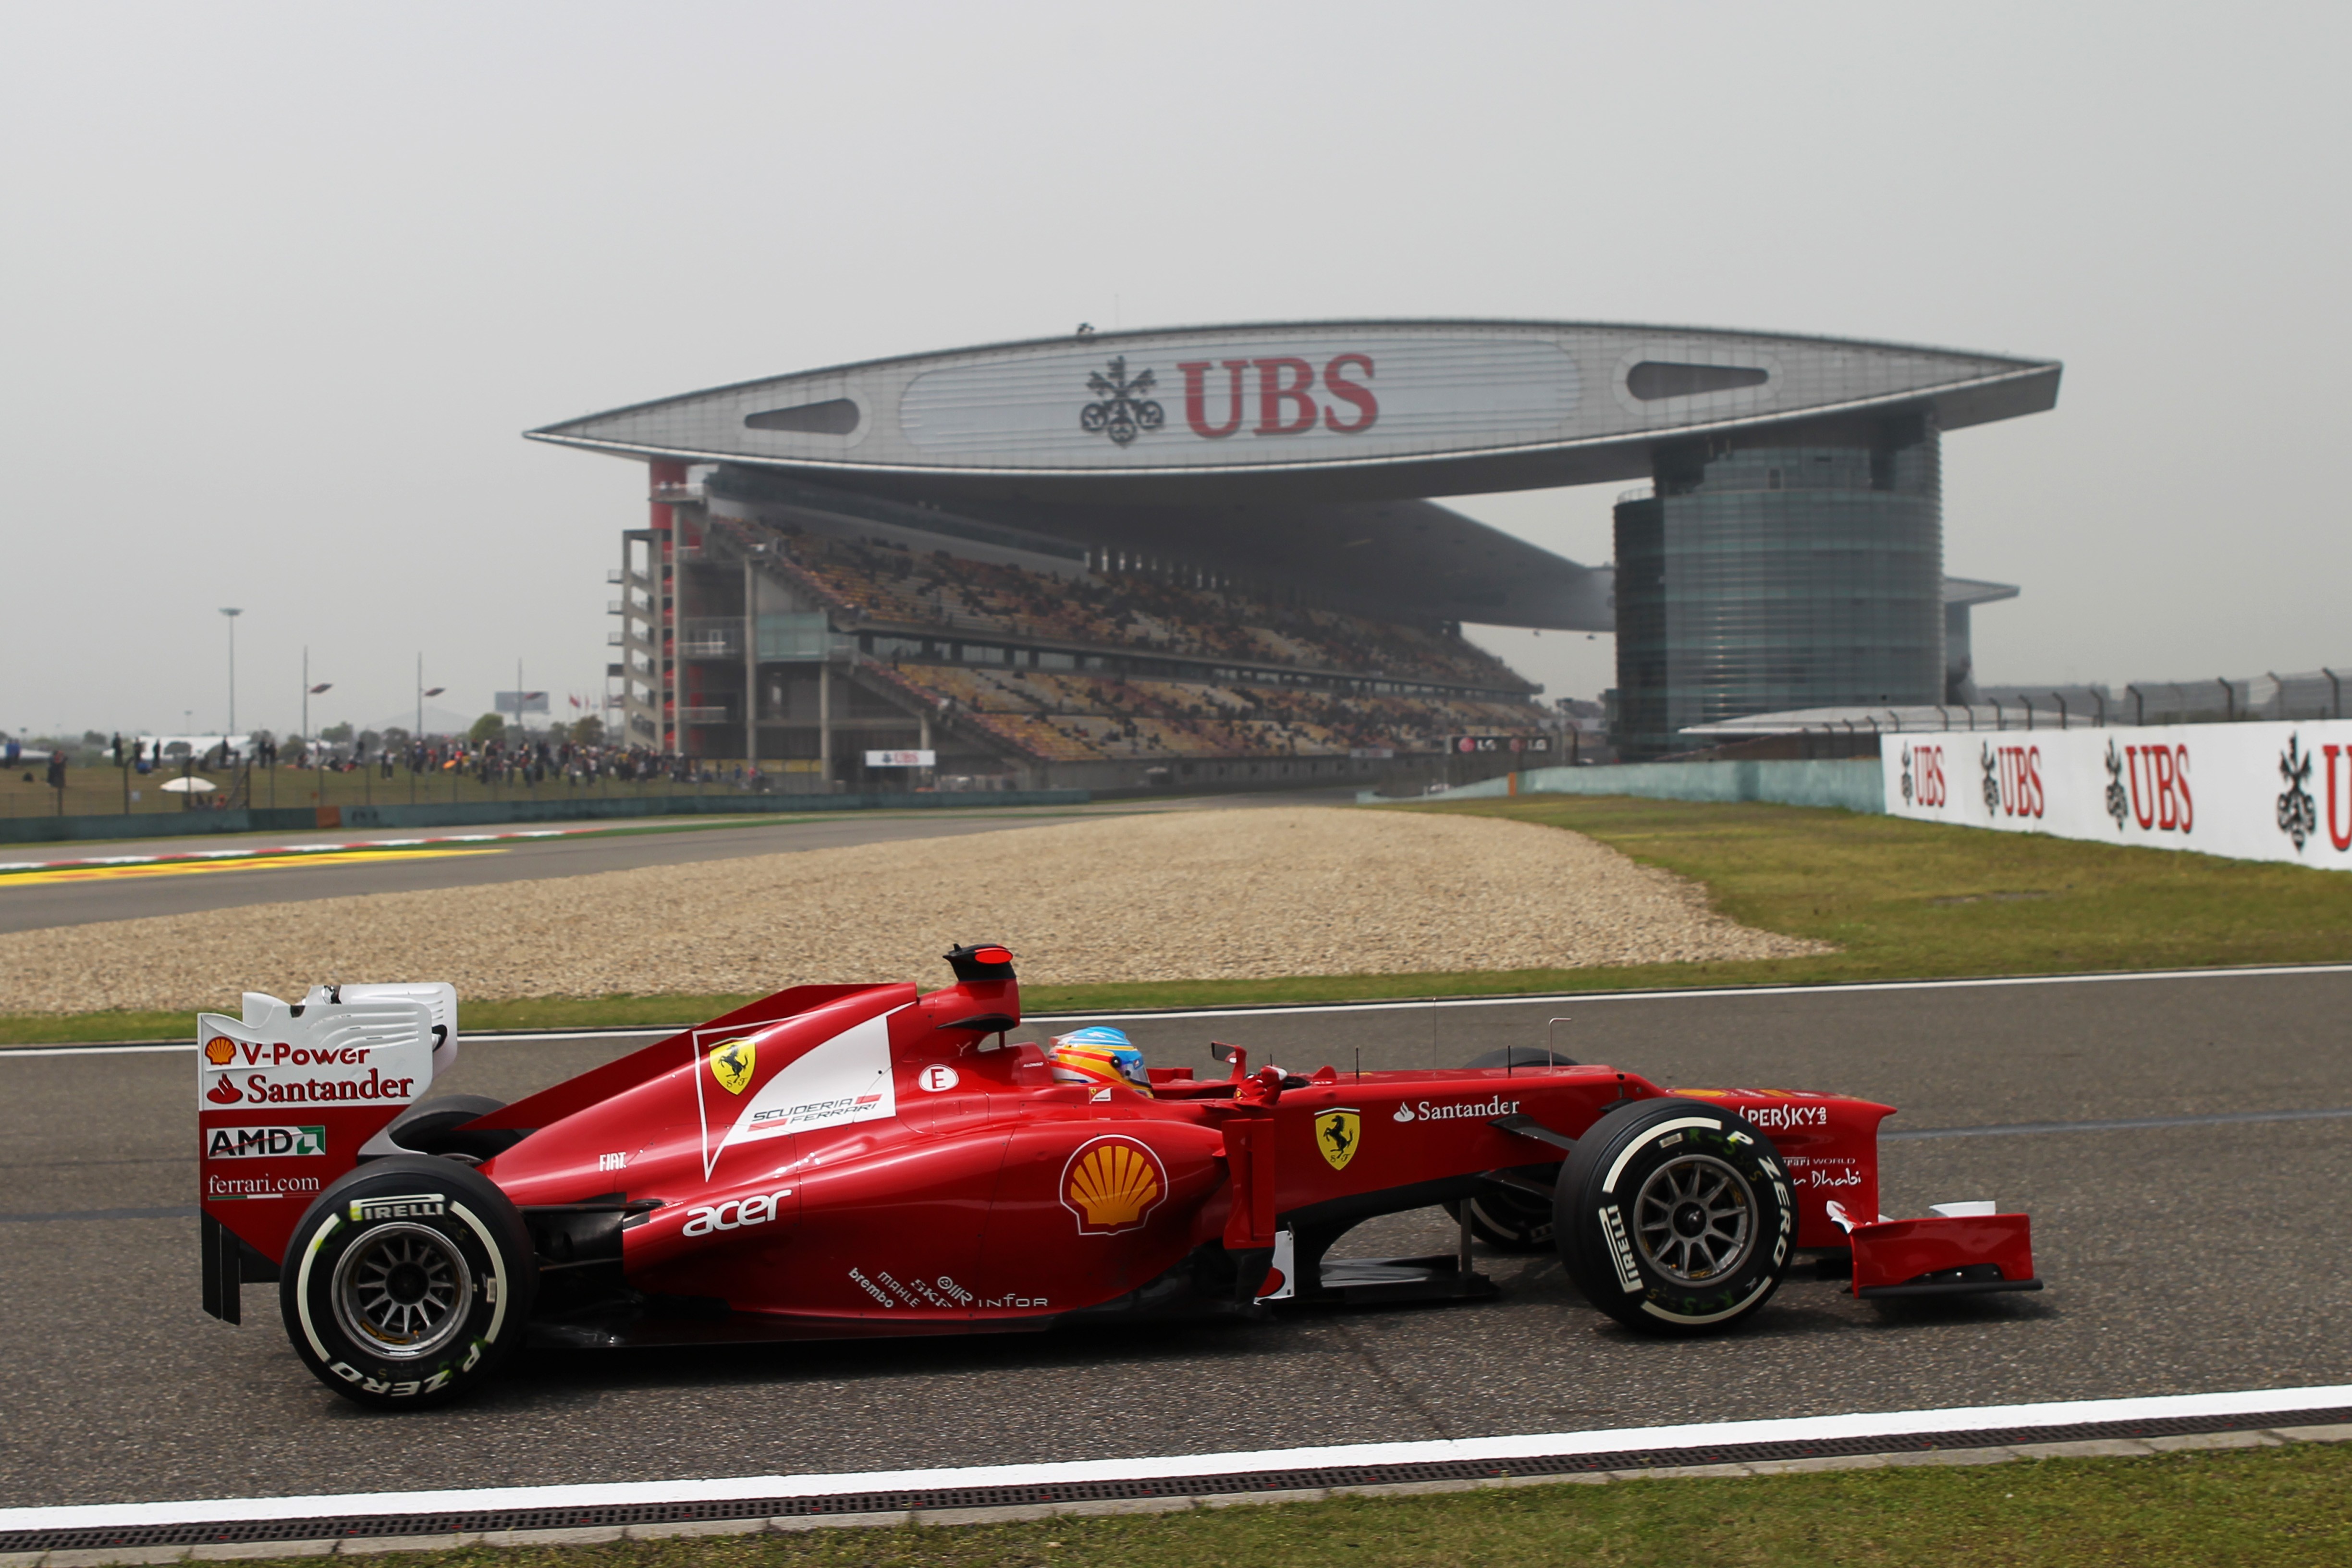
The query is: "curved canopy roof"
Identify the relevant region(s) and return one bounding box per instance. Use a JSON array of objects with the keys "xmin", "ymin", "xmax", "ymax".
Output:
[
  {"xmin": 527, "ymin": 318, "xmax": 2059, "ymax": 505},
  {"xmin": 529, "ymin": 319, "xmax": 2058, "ymax": 631}
]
